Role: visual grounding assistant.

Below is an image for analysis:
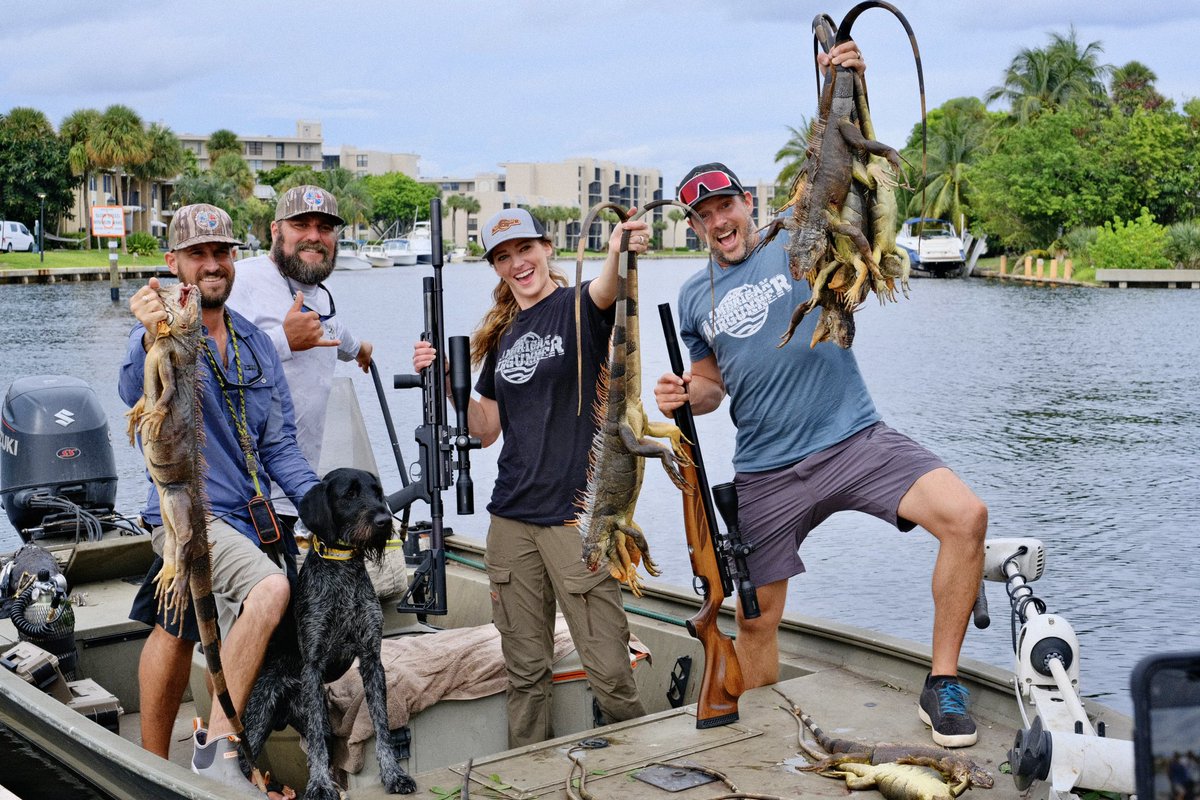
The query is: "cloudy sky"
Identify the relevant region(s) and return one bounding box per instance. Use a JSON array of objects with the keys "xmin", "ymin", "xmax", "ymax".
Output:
[{"xmin": 3, "ymin": 1, "xmax": 1198, "ymax": 194}]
